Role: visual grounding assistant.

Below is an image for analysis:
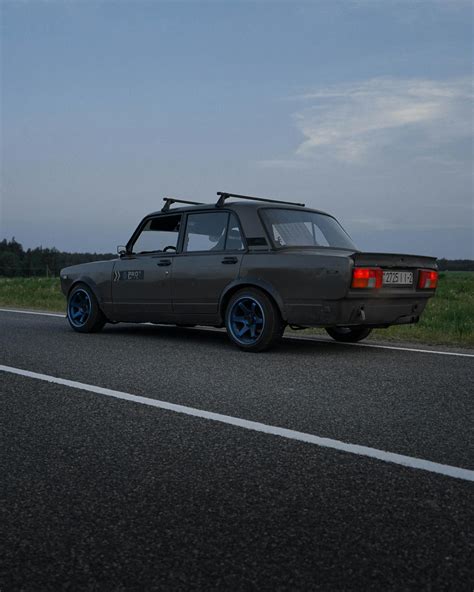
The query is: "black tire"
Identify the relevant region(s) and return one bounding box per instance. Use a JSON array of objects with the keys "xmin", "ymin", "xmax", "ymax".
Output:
[
  {"xmin": 225, "ymin": 288, "xmax": 284, "ymax": 352},
  {"xmin": 67, "ymin": 283, "xmax": 106, "ymax": 333},
  {"xmin": 325, "ymin": 326, "xmax": 372, "ymax": 343}
]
